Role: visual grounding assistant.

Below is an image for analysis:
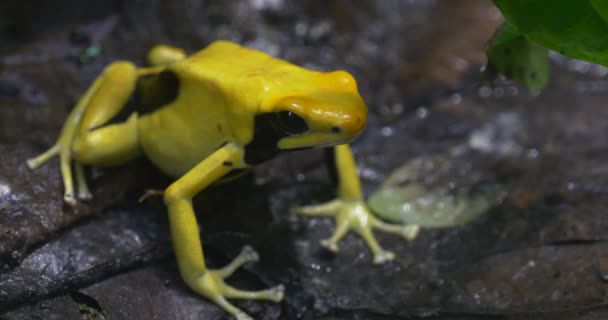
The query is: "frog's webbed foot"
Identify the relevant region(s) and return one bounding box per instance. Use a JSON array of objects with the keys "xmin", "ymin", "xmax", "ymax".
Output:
[
  {"xmin": 187, "ymin": 246, "xmax": 285, "ymax": 320},
  {"xmin": 295, "ymin": 198, "xmax": 419, "ymax": 264},
  {"xmin": 27, "ymin": 143, "xmax": 92, "ymax": 205},
  {"xmin": 294, "ymin": 144, "xmax": 419, "ymax": 264}
]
